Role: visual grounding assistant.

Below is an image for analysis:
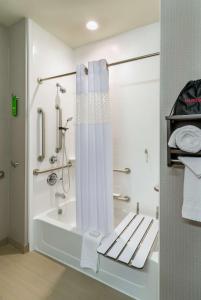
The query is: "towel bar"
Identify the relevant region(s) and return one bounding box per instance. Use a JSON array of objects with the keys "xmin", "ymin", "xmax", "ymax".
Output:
[{"xmin": 171, "ymin": 159, "xmax": 185, "ymax": 167}]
